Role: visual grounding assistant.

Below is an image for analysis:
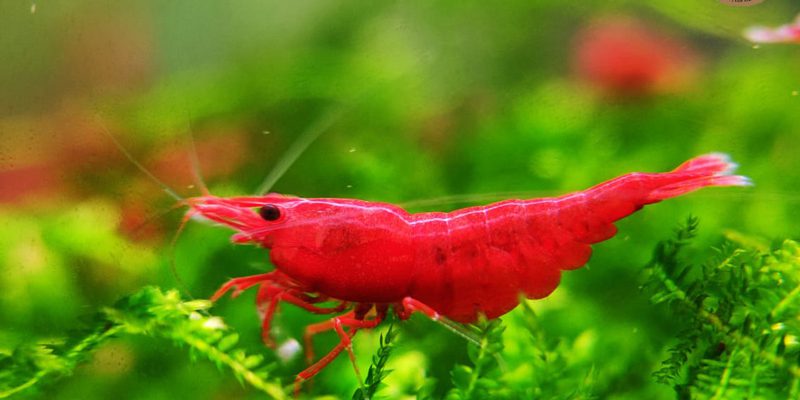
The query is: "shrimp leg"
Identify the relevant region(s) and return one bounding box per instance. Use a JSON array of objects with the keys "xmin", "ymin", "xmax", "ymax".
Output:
[
  {"xmin": 254, "ymin": 283, "xmax": 350, "ymax": 347},
  {"xmin": 214, "ymin": 272, "xmax": 349, "ymax": 346},
  {"xmin": 302, "ymin": 304, "xmax": 384, "ymax": 363},
  {"xmin": 211, "ymin": 272, "xmax": 277, "ymax": 301},
  {"xmin": 295, "ymin": 306, "xmax": 385, "ymax": 396},
  {"xmin": 211, "ymin": 273, "xmax": 285, "ymax": 346},
  {"xmin": 303, "ymin": 310, "xmax": 357, "ymax": 364},
  {"xmin": 398, "ymin": 297, "xmax": 482, "ymax": 346}
]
